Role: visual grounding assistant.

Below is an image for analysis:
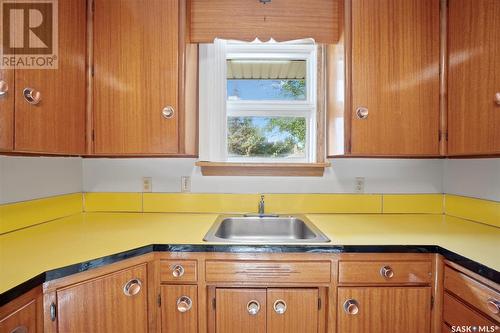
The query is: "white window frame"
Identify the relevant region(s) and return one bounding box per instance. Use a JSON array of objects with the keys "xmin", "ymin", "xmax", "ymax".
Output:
[{"xmin": 199, "ymin": 39, "xmax": 318, "ymax": 163}]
